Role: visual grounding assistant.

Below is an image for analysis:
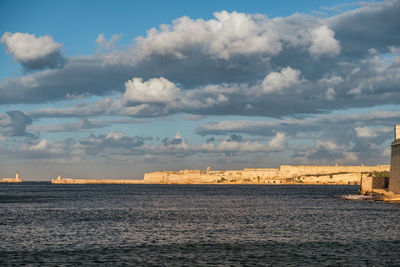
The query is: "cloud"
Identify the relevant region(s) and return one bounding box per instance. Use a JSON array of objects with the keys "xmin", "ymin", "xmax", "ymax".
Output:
[
  {"xmin": 196, "ymin": 109, "xmax": 400, "ymax": 137},
  {"xmin": 0, "ymin": 111, "xmax": 33, "ymax": 136},
  {"xmin": 309, "ymin": 25, "xmax": 340, "ymax": 57},
  {"xmin": 0, "ymin": 2, "xmax": 399, "ymax": 122},
  {"xmin": 196, "ymin": 108, "xmax": 397, "ymax": 165},
  {"xmin": 135, "ymin": 11, "xmax": 282, "ymax": 60},
  {"xmin": 299, "ymin": 139, "xmax": 360, "ymax": 165},
  {"xmin": 162, "ymin": 131, "xmax": 186, "ymax": 146},
  {"xmin": 95, "ymin": 33, "xmax": 122, "ymax": 51},
  {"xmin": 3, "ymin": 129, "xmax": 289, "ymax": 163},
  {"xmin": 267, "ymin": 132, "xmax": 286, "ymax": 151},
  {"xmin": 29, "ymin": 118, "xmax": 108, "ymax": 133},
  {"xmin": 1, "ymin": 32, "xmax": 65, "ymax": 70},
  {"xmin": 0, "ymin": 2, "xmax": 399, "ymax": 120},
  {"xmin": 123, "ymin": 77, "xmax": 180, "ymax": 104},
  {"xmin": 80, "ymin": 132, "xmax": 148, "ymax": 152},
  {"xmin": 325, "ymin": 87, "xmax": 335, "ymax": 100},
  {"xmin": 261, "ymin": 67, "xmax": 302, "ymax": 94},
  {"xmin": 329, "ymin": 0, "xmax": 400, "ymax": 57},
  {"xmin": 354, "ymin": 126, "xmax": 377, "ymax": 138}
]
